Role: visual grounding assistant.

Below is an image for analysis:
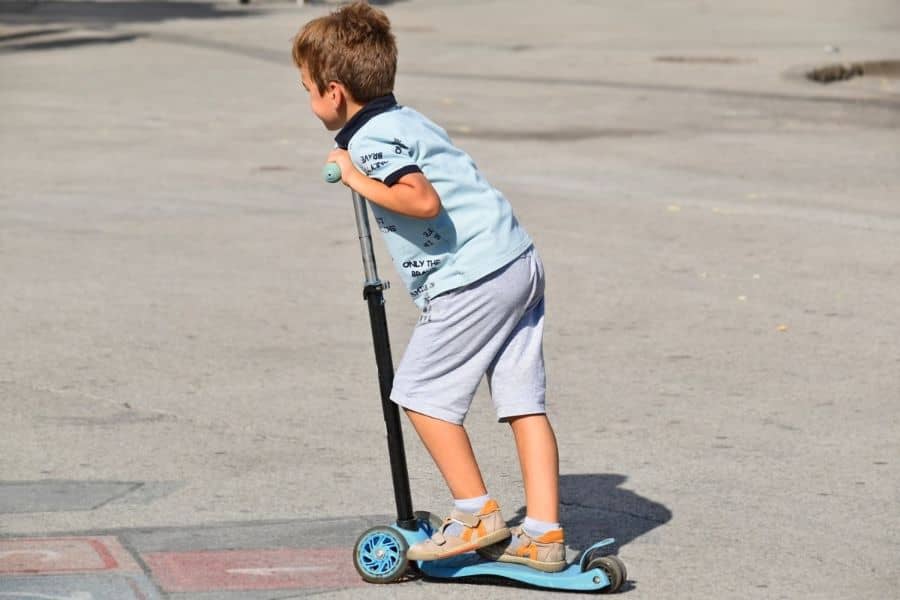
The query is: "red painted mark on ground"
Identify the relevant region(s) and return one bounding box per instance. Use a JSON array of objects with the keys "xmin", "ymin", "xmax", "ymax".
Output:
[
  {"xmin": 142, "ymin": 548, "xmax": 364, "ymax": 592},
  {"xmin": 0, "ymin": 536, "xmax": 140, "ymax": 575}
]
